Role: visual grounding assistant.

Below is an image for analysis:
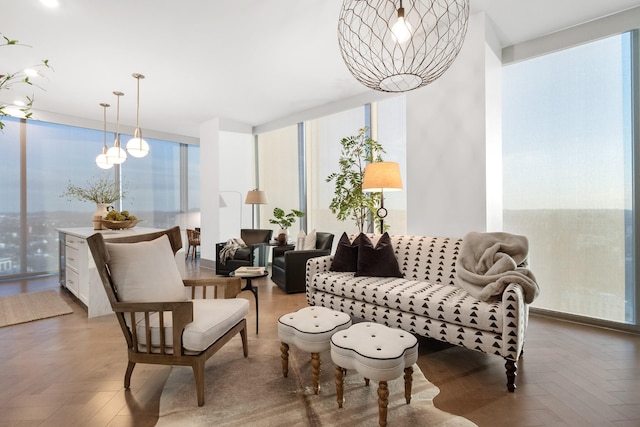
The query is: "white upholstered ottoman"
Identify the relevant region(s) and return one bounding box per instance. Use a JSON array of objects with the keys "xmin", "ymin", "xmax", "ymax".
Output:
[
  {"xmin": 330, "ymin": 322, "xmax": 418, "ymax": 427},
  {"xmin": 277, "ymin": 306, "xmax": 352, "ymax": 394}
]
